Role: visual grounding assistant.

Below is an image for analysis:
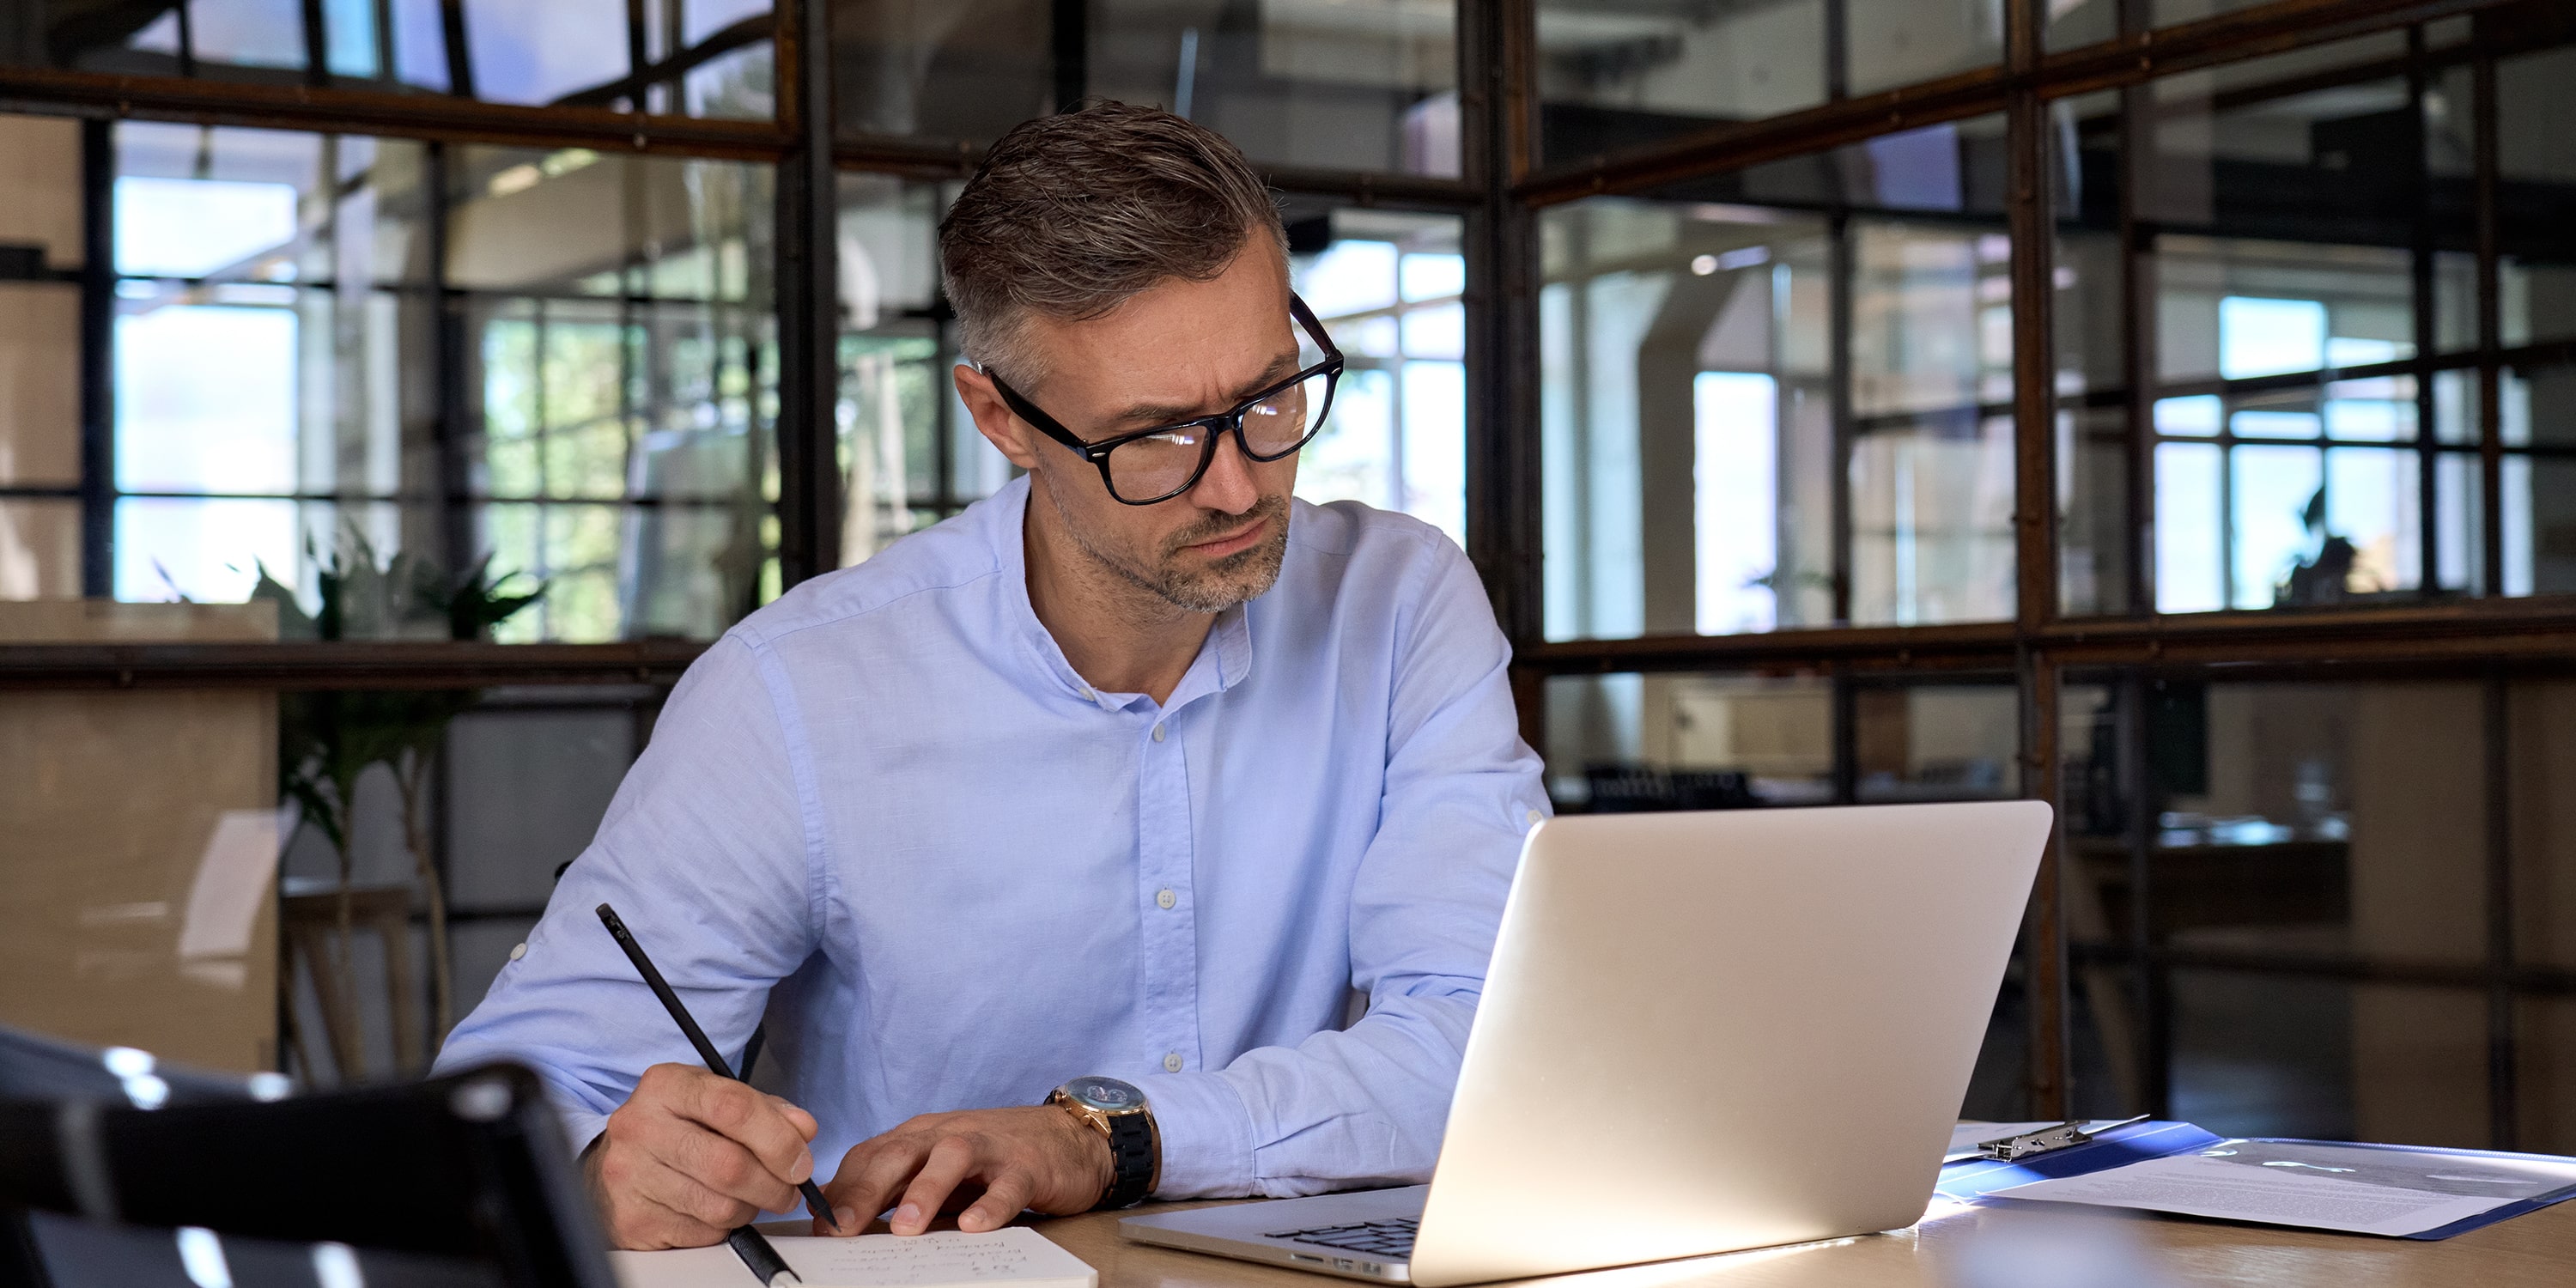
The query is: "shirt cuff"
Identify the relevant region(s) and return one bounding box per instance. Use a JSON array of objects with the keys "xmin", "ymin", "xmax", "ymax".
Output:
[{"xmin": 1139, "ymin": 1070, "xmax": 1259, "ymax": 1199}]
